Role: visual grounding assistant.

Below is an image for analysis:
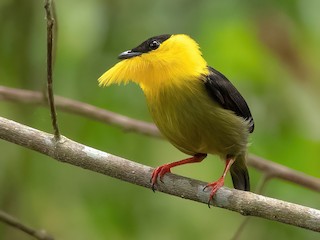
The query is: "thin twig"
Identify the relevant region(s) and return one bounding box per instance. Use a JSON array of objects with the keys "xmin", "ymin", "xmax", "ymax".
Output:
[
  {"xmin": 0, "ymin": 210, "xmax": 54, "ymax": 240},
  {"xmin": 0, "ymin": 86, "xmax": 319, "ymax": 192},
  {"xmin": 231, "ymin": 216, "xmax": 250, "ymax": 240},
  {"xmin": 44, "ymin": 0, "xmax": 60, "ymax": 140},
  {"xmin": 231, "ymin": 174, "xmax": 271, "ymax": 240},
  {"xmin": 254, "ymin": 174, "xmax": 272, "ymax": 194},
  {"xmin": 0, "ymin": 116, "xmax": 319, "ymax": 232}
]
